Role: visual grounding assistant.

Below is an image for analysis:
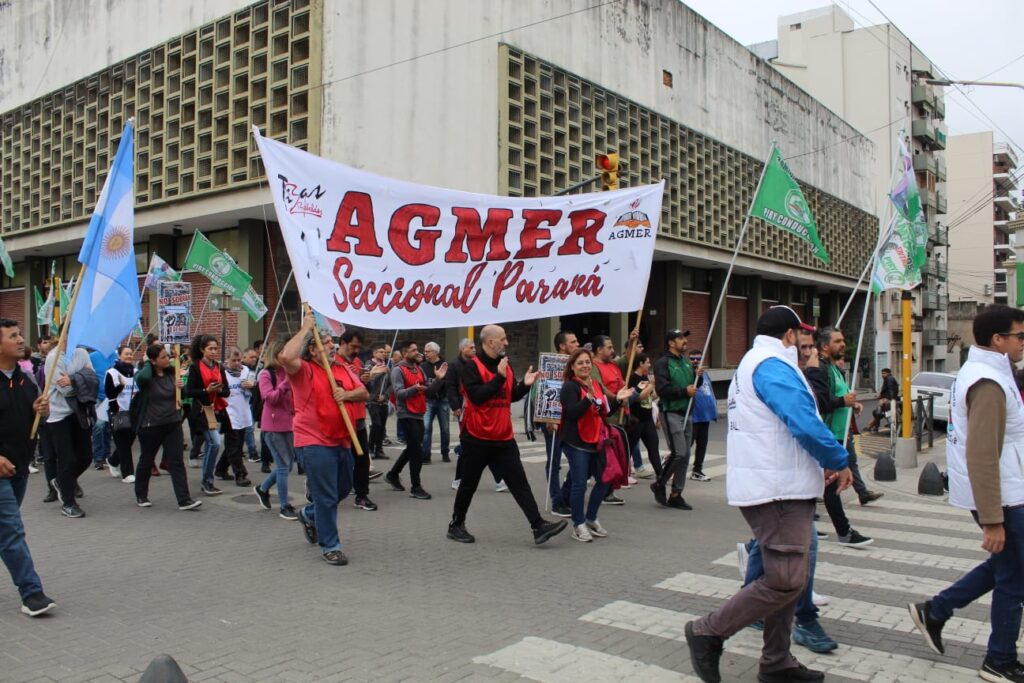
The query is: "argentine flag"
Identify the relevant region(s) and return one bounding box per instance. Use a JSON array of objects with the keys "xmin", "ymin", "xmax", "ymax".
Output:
[{"xmin": 65, "ymin": 122, "xmax": 141, "ymax": 359}]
